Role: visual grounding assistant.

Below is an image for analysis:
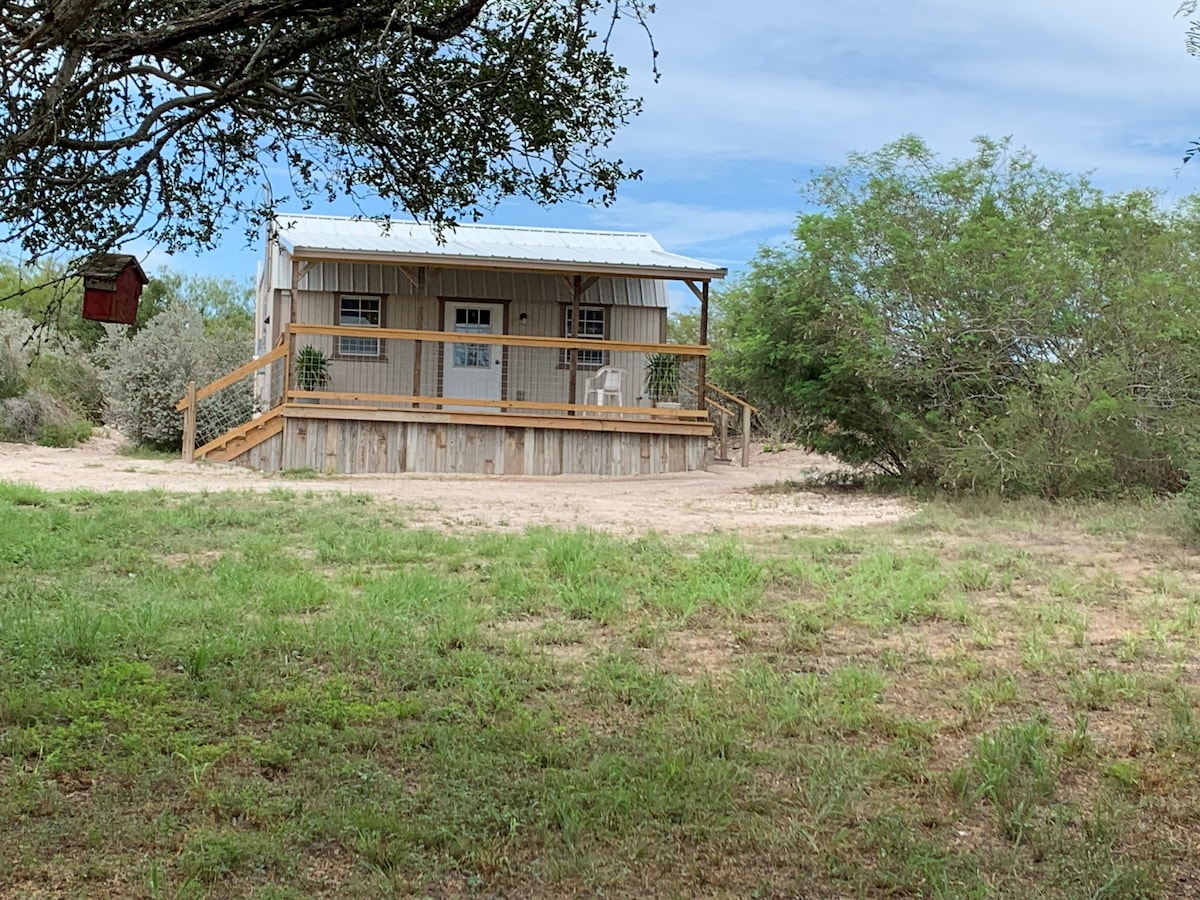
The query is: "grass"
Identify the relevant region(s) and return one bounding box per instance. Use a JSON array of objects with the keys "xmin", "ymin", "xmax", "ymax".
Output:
[
  {"xmin": 116, "ymin": 443, "xmax": 182, "ymax": 460},
  {"xmin": 1, "ymin": 486, "xmax": 1197, "ymax": 896}
]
